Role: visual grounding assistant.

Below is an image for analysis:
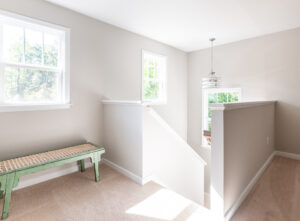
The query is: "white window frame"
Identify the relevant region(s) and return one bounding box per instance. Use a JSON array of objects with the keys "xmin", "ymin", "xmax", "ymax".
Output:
[
  {"xmin": 141, "ymin": 50, "xmax": 167, "ymax": 105},
  {"xmin": 202, "ymin": 88, "xmax": 242, "ymax": 148},
  {"xmin": 0, "ymin": 10, "xmax": 70, "ymax": 112}
]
